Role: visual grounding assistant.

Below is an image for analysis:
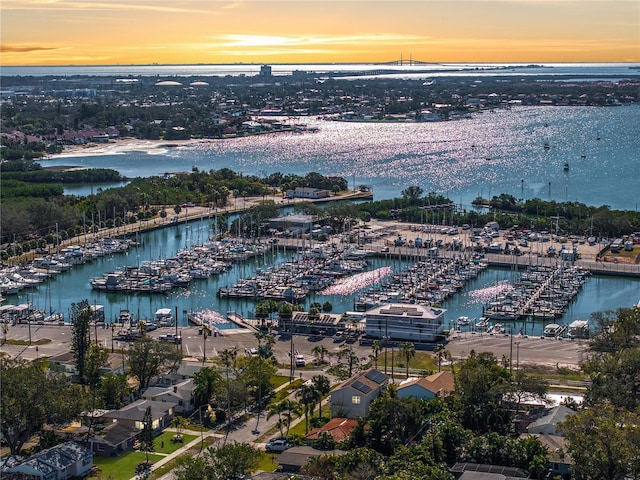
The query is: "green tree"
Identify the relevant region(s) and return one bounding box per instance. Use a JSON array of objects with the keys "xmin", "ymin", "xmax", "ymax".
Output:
[
  {"xmin": 193, "ymin": 366, "xmax": 223, "ymax": 407},
  {"xmin": 312, "ymin": 344, "xmax": 330, "ymax": 365},
  {"xmin": 370, "ymin": 340, "xmax": 383, "ymax": 369},
  {"xmin": 98, "ymin": 372, "xmax": 129, "ymax": 409},
  {"xmin": 311, "ymin": 374, "xmax": 331, "ymax": 419},
  {"xmin": 561, "ymin": 403, "xmax": 640, "ymax": 480},
  {"xmin": 455, "ymin": 351, "xmax": 511, "ymax": 433},
  {"xmin": 0, "ymin": 358, "xmax": 88, "ymax": 455},
  {"xmin": 401, "ymin": 185, "xmax": 424, "ymax": 201},
  {"xmin": 139, "ymin": 406, "xmax": 154, "ymax": 464},
  {"xmin": 128, "ymin": 337, "xmax": 183, "ymax": 394},
  {"xmin": 400, "ymin": 341, "xmax": 416, "ymax": 378},
  {"xmin": 296, "ymin": 383, "xmax": 318, "ymax": 434},
  {"xmin": 433, "ymin": 344, "xmax": 449, "ymax": 373},
  {"xmin": 70, "ymin": 299, "xmax": 92, "ymax": 383},
  {"xmin": 338, "ymin": 345, "xmax": 359, "ymax": 377},
  {"xmin": 174, "ymin": 442, "xmax": 260, "ymax": 480}
]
